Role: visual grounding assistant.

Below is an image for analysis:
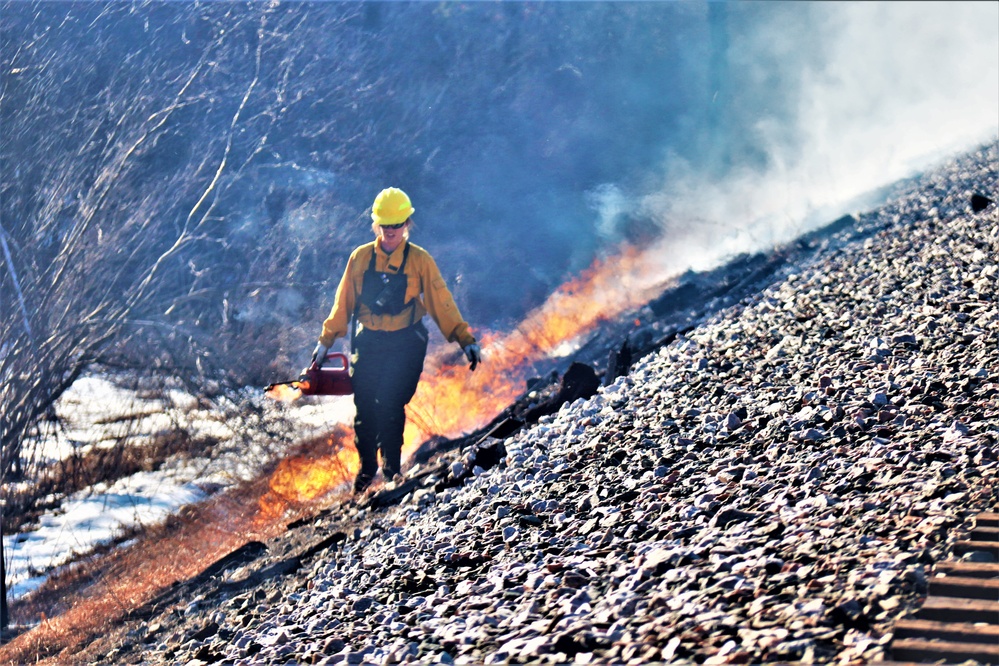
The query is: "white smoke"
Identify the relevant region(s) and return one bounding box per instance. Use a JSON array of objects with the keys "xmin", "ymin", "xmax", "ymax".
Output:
[
  {"xmin": 640, "ymin": 1, "xmax": 998, "ymax": 273},
  {"xmin": 585, "ymin": 183, "xmax": 630, "ymax": 243}
]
